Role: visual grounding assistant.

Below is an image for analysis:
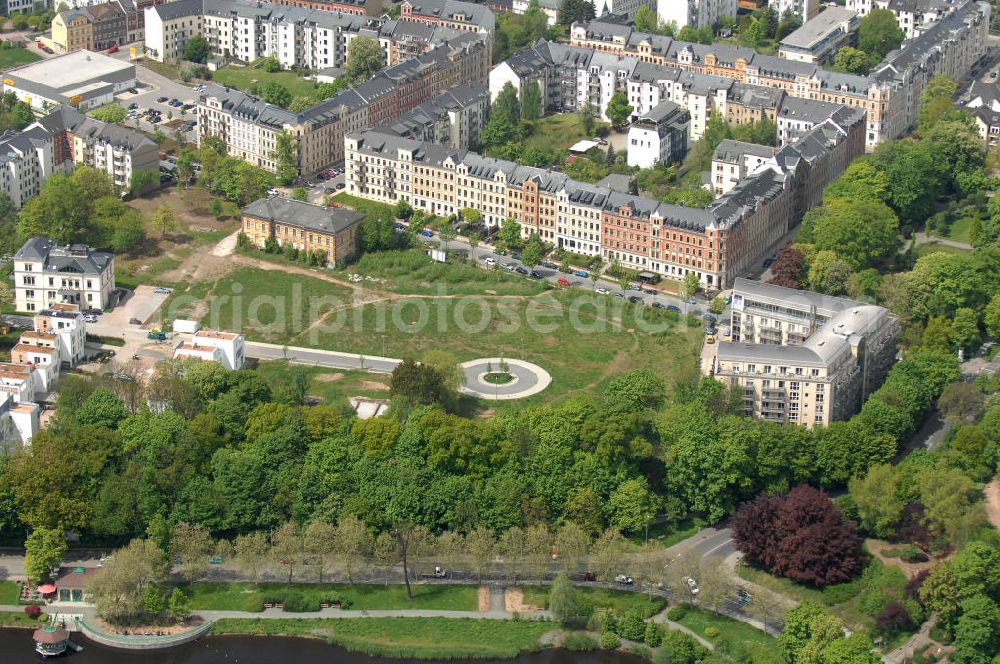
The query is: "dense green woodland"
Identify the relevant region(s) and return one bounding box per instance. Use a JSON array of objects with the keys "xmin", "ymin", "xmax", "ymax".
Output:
[{"xmin": 0, "ymin": 341, "xmax": 958, "ymax": 546}]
